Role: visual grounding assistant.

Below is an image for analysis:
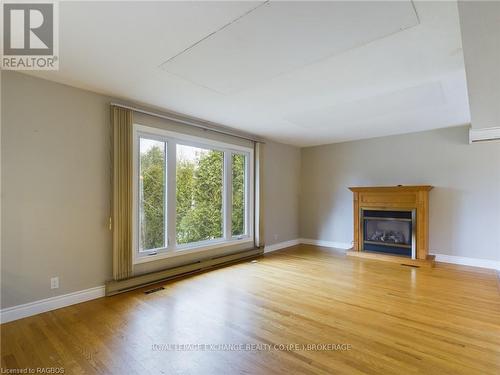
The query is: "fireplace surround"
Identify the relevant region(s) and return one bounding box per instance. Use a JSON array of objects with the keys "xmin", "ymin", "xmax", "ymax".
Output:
[{"xmin": 348, "ymin": 186, "xmax": 434, "ymax": 267}]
